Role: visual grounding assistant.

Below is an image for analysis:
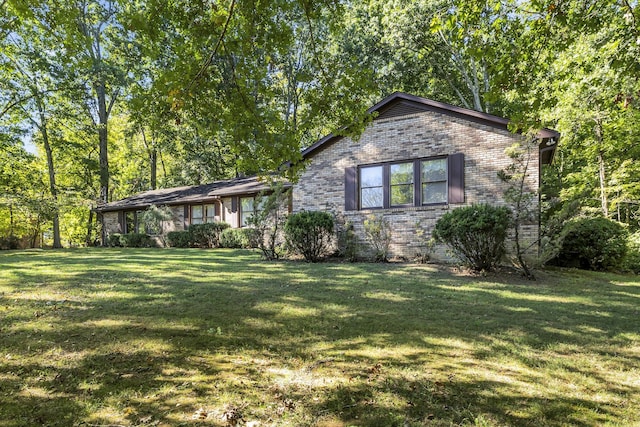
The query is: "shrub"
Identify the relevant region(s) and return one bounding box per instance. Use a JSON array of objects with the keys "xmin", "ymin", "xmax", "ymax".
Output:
[
  {"xmin": 166, "ymin": 230, "xmax": 193, "ymax": 248},
  {"xmin": 219, "ymin": 228, "xmax": 258, "ymax": 249},
  {"xmin": 189, "ymin": 222, "xmax": 230, "ymax": 248},
  {"xmin": 140, "ymin": 205, "xmax": 173, "ymax": 235},
  {"xmin": 363, "ymin": 214, "xmax": 392, "ymax": 262},
  {"xmin": 0, "ymin": 235, "xmax": 19, "ymax": 250},
  {"xmin": 119, "ymin": 233, "xmax": 157, "ymax": 248},
  {"xmin": 246, "ymin": 184, "xmax": 290, "ymax": 260},
  {"xmin": 554, "ymin": 217, "xmax": 628, "ymax": 271},
  {"xmin": 107, "ymin": 233, "xmax": 122, "ymax": 247},
  {"xmin": 335, "ymin": 216, "xmax": 358, "ymax": 262},
  {"xmin": 284, "ymin": 211, "xmax": 334, "ymax": 262},
  {"xmin": 623, "ymin": 231, "xmax": 640, "ymax": 273},
  {"xmin": 433, "ymin": 204, "xmax": 511, "ymax": 271}
]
